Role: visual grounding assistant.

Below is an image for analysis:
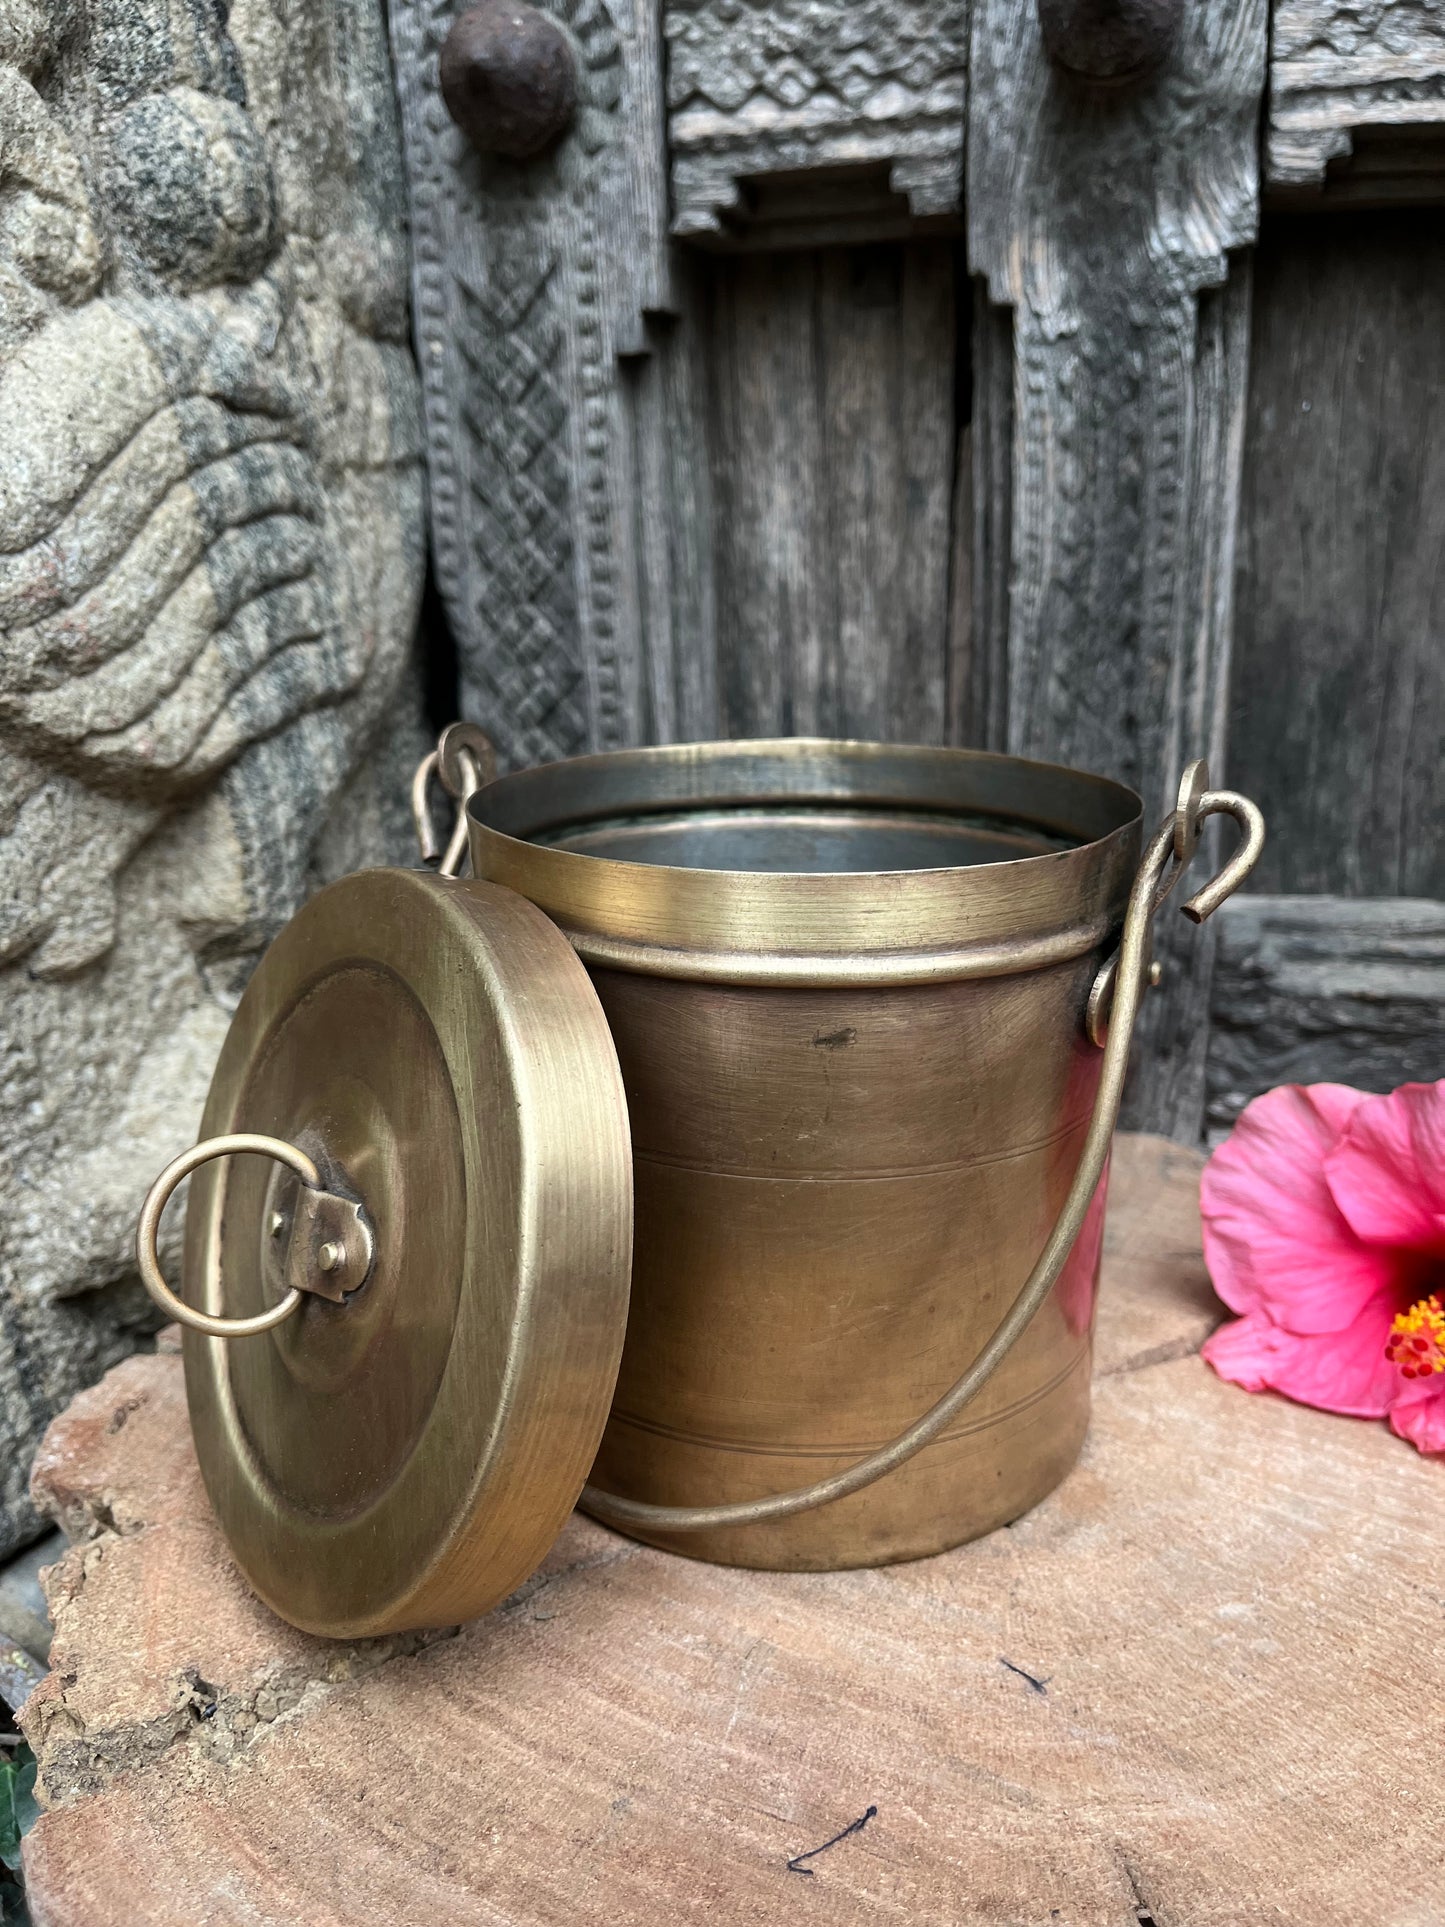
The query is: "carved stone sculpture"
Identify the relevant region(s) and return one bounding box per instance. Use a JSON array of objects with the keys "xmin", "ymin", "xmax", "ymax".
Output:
[{"xmin": 0, "ymin": 0, "xmax": 425, "ymax": 1552}]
